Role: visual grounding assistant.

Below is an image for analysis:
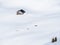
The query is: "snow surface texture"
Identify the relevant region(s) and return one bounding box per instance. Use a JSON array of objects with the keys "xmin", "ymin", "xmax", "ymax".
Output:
[{"xmin": 0, "ymin": 0, "xmax": 60, "ymax": 45}]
